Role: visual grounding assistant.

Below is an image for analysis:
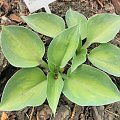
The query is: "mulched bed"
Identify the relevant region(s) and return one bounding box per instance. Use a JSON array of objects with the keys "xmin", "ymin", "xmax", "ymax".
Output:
[{"xmin": 0, "ymin": 0, "xmax": 120, "ymax": 120}]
